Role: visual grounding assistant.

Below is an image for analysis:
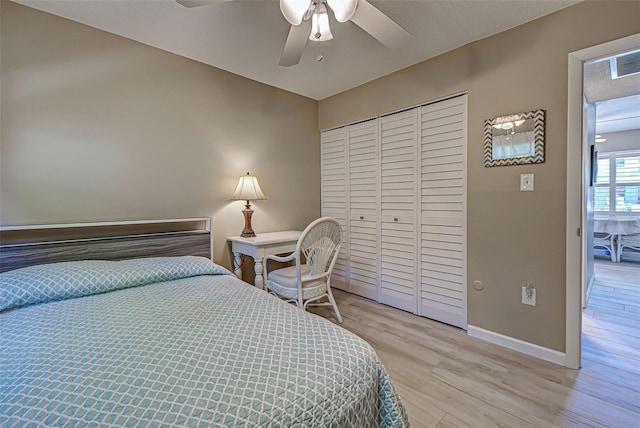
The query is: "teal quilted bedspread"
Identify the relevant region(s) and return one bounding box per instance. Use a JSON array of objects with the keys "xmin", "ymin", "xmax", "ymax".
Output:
[{"xmin": 0, "ymin": 258, "xmax": 408, "ymax": 427}]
